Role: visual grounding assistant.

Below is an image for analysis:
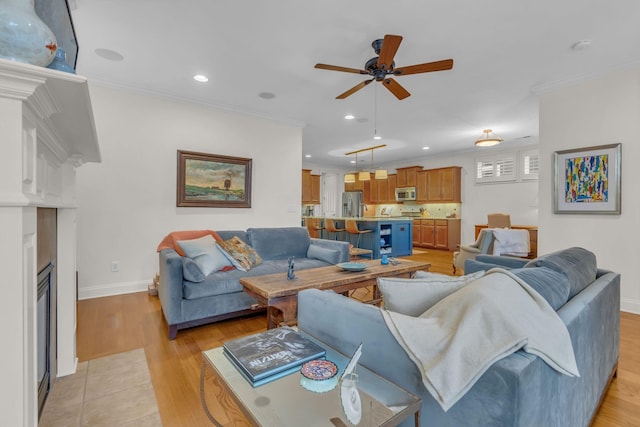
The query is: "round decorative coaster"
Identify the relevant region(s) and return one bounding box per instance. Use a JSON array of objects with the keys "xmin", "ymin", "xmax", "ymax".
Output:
[{"xmin": 299, "ymin": 359, "xmax": 339, "ymax": 393}]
